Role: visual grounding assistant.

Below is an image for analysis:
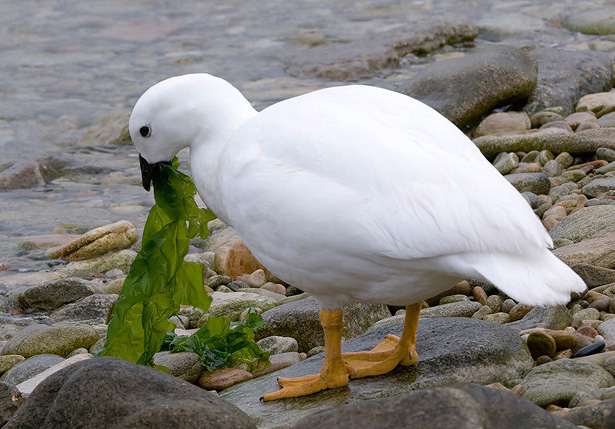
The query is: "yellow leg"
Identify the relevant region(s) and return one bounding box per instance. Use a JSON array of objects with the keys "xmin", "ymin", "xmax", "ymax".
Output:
[
  {"xmin": 343, "ymin": 302, "xmax": 421, "ymax": 379},
  {"xmin": 261, "ymin": 308, "xmax": 349, "ymax": 401}
]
